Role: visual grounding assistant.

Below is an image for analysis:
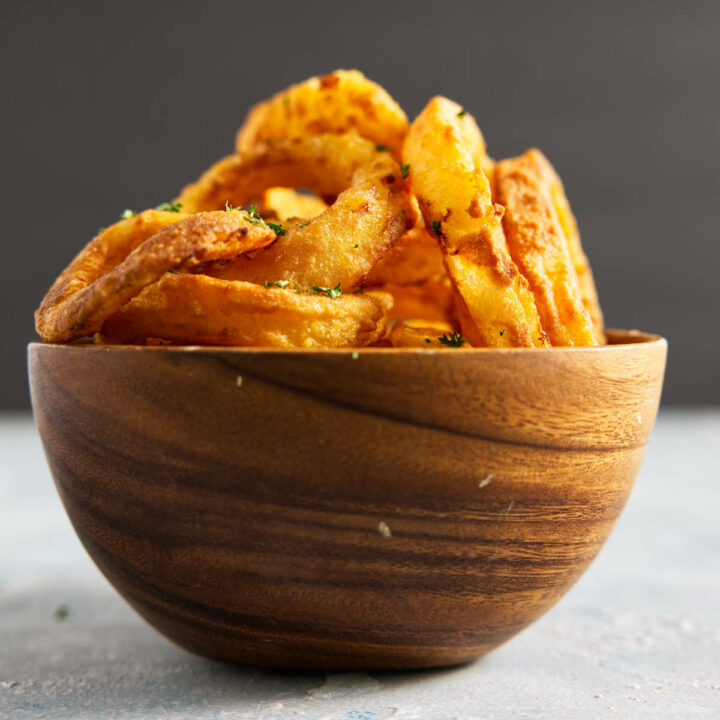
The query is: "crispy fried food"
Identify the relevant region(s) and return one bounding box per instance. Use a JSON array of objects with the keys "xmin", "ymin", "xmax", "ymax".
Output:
[
  {"xmin": 403, "ymin": 96, "xmax": 548, "ymax": 347},
  {"xmin": 494, "ymin": 149, "xmax": 598, "ymax": 346},
  {"xmin": 36, "ymin": 71, "xmax": 605, "ymax": 350},
  {"xmin": 188, "ymin": 139, "xmax": 414, "ymax": 292},
  {"xmin": 388, "ymin": 319, "xmax": 457, "ymax": 348},
  {"xmin": 529, "ymin": 151, "xmax": 604, "ymax": 339},
  {"xmin": 35, "ymin": 211, "xmax": 276, "ymax": 343},
  {"xmin": 259, "ymin": 188, "xmax": 328, "ymax": 221},
  {"xmin": 178, "ymin": 134, "xmax": 379, "ymax": 212},
  {"xmin": 365, "ymin": 226, "xmax": 445, "ymax": 287},
  {"xmin": 101, "ymin": 274, "xmax": 392, "ymax": 348},
  {"xmin": 236, "ymin": 69, "xmax": 408, "ymax": 156},
  {"xmin": 383, "ymin": 277, "xmax": 455, "ymax": 325}
]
